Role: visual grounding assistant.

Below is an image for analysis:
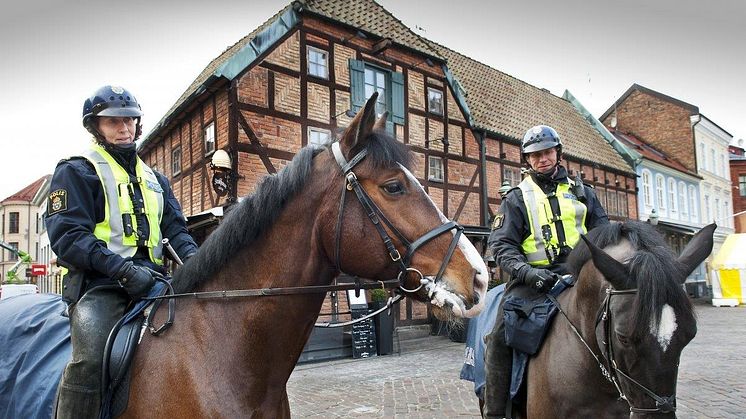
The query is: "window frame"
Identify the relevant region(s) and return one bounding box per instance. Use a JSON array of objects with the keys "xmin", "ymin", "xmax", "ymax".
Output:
[
  {"xmin": 655, "ymin": 173, "xmax": 666, "ymax": 214},
  {"xmin": 428, "ymin": 156, "xmax": 444, "ymax": 182},
  {"xmin": 307, "ymin": 127, "xmax": 331, "ymax": 146},
  {"xmin": 427, "ymin": 87, "xmax": 444, "ymax": 115},
  {"xmin": 204, "ymin": 122, "xmax": 216, "ymax": 156},
  {"xmin": 667, "ymin": 178, "xmax": 677, "ymax": 215},
  {"xmin": 641, "ymin": 170, "xmax": 653, "ymax": 207},
  {"xmin": 503, "ymin": 166, "xmax": 521, "ymax": 187},
  {"xmin": 688, "ymin": 185, "xmax": 698, "ymax": 222},
  {"xmin": 7, "ymin": 242, "xmax": 18, "ymax": 261},
  {"xmin": 678, "ymin": 181, "xmax": 688, "ymax": 217},
  {"xmin": 172, "ymin": 146, "xmax": 182, "ymax": 176},
  {"xmin": 307, "ymin": 46, "xmax": 329, "ymax": 80},
  {"xmin": 740, "ymin": 175, "xmax": 746, "ymax": 197},
  {"xmin": 8, "ymin": 212, "xmax": 19, "ymax": 234}
]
